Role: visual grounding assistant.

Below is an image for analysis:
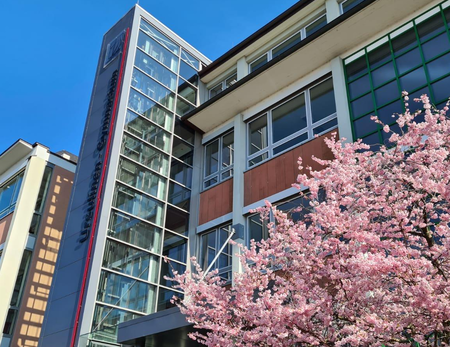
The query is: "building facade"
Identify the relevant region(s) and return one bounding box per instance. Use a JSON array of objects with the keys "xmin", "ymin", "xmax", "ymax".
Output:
[
  {"xmin": 0, "ymin": 140, "xmax": 76, "ymax": 347},
  {"xmin": 40, "ymin": 0, "xmax": 450, "ymax": 346}
]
